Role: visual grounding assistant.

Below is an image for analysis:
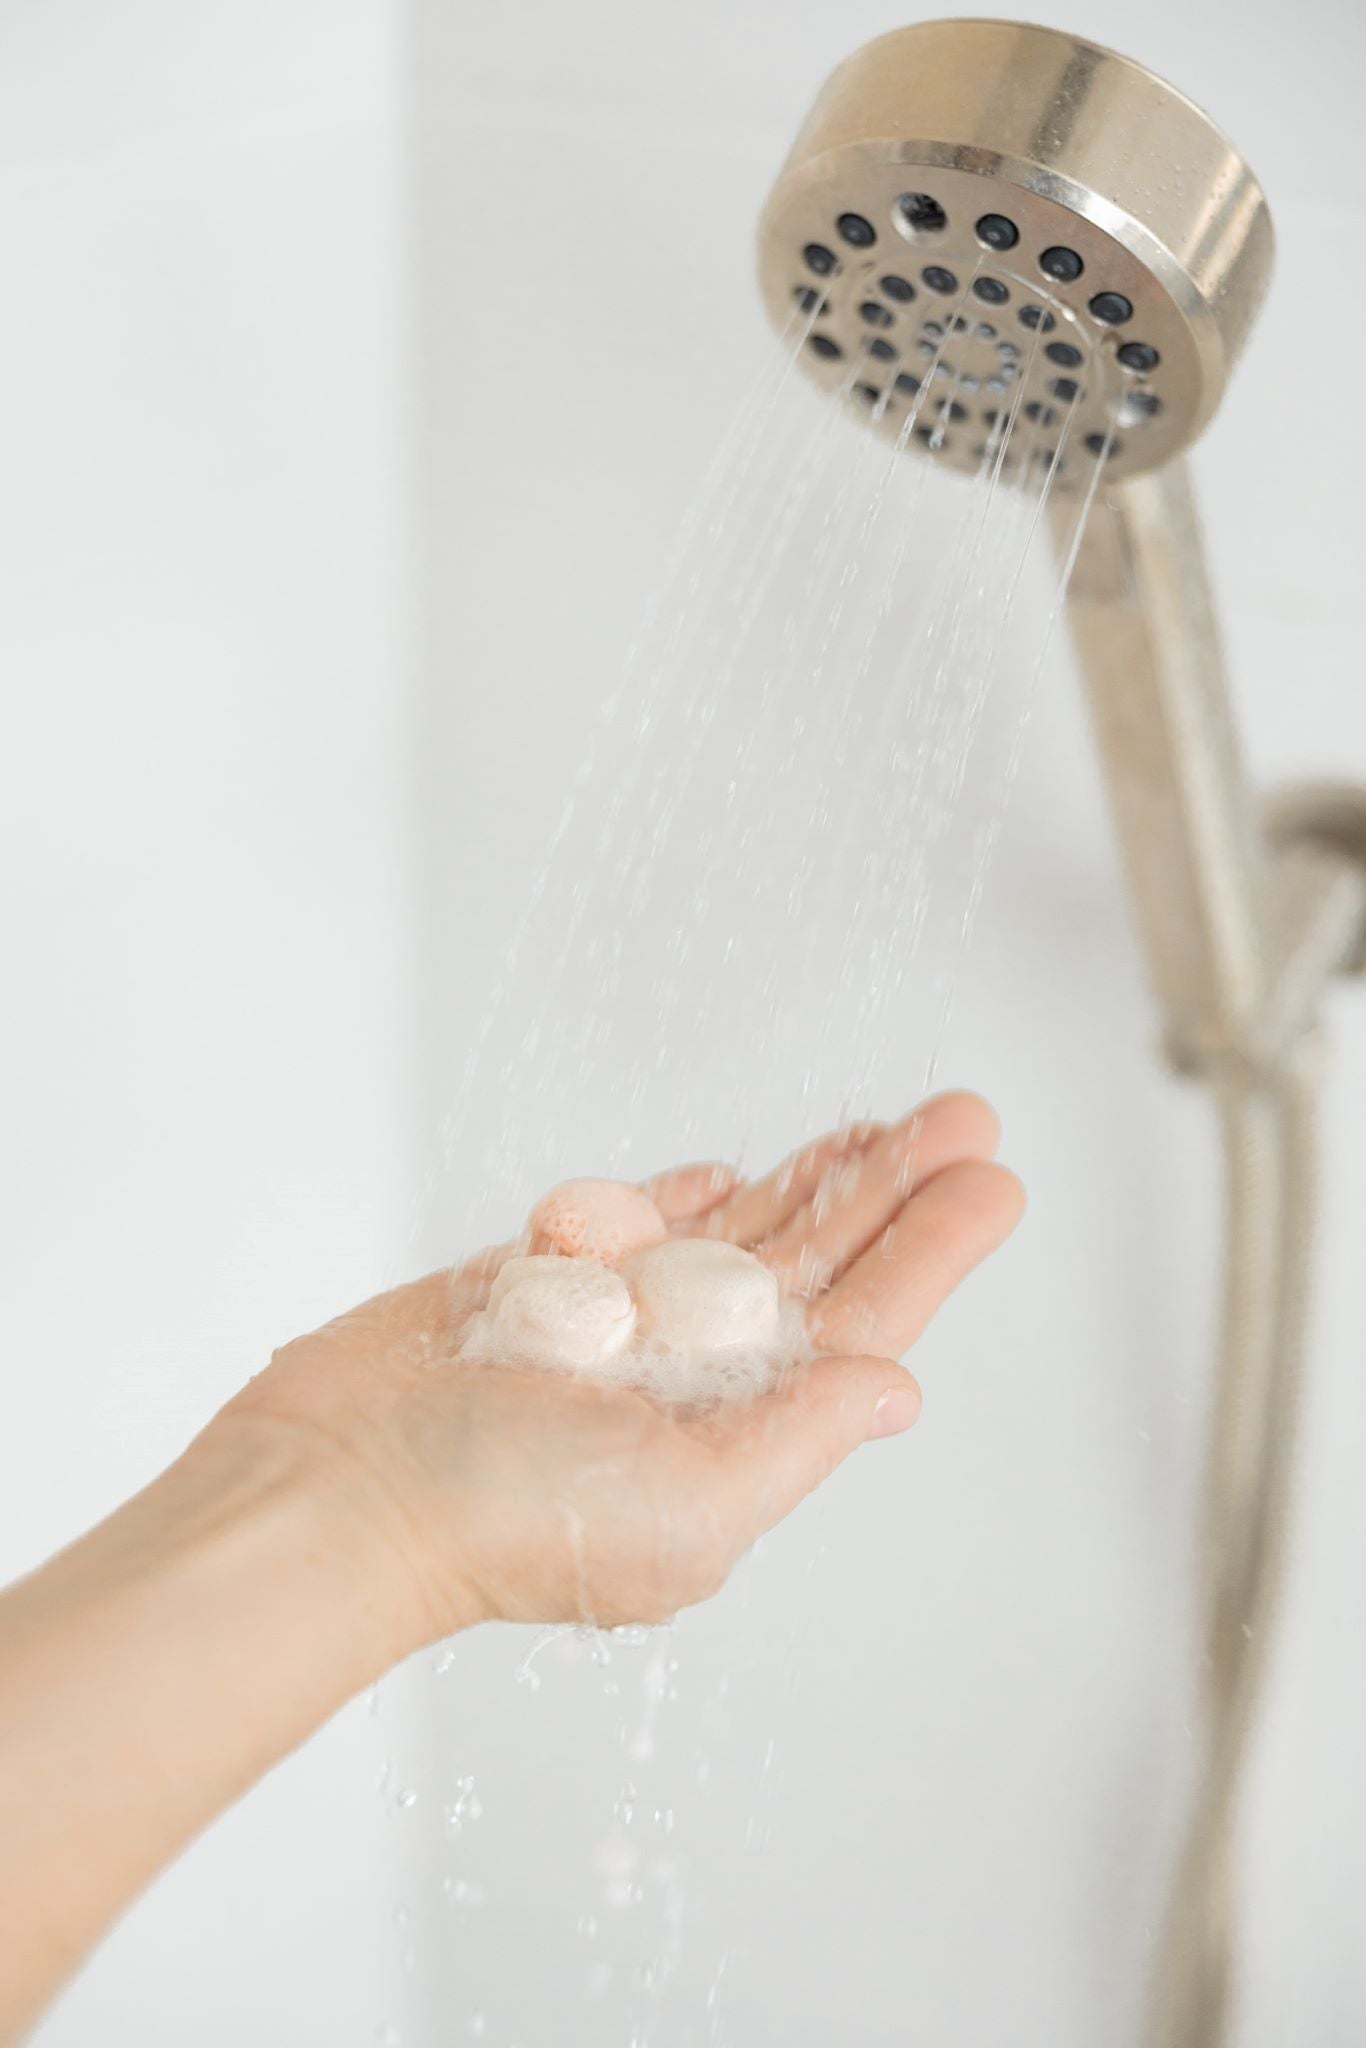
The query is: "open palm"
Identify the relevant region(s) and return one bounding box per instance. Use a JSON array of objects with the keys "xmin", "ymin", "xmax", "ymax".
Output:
[{"xmin": 228, "ymin": 1093, "xmax": 1023, "ymax": 1648}]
